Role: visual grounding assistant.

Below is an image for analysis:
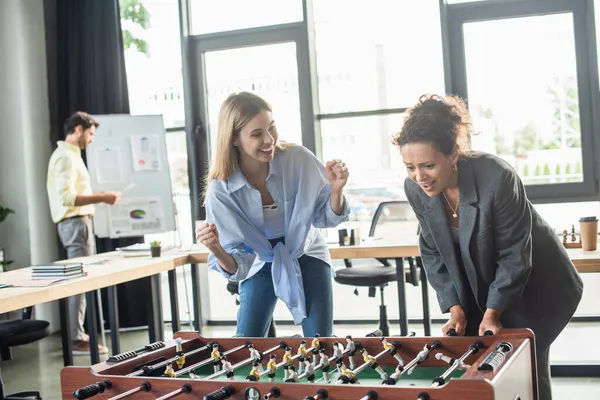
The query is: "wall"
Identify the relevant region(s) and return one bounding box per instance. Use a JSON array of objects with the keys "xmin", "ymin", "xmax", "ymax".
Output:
[{"xmin": 0, "ymin": 0, "xmax": 60, "ymax": 327}]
